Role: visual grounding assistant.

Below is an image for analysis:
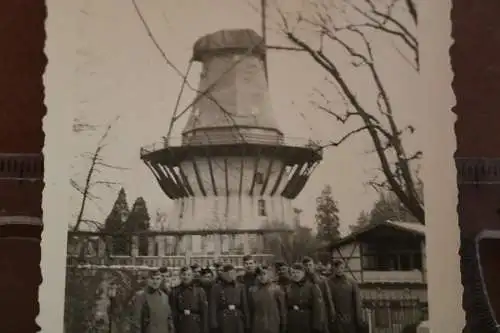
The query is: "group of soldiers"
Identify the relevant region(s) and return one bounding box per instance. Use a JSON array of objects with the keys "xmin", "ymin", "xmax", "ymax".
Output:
[{"xmin": 132, "ymin": 255, "xmax": 366, "ymax": 333}]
